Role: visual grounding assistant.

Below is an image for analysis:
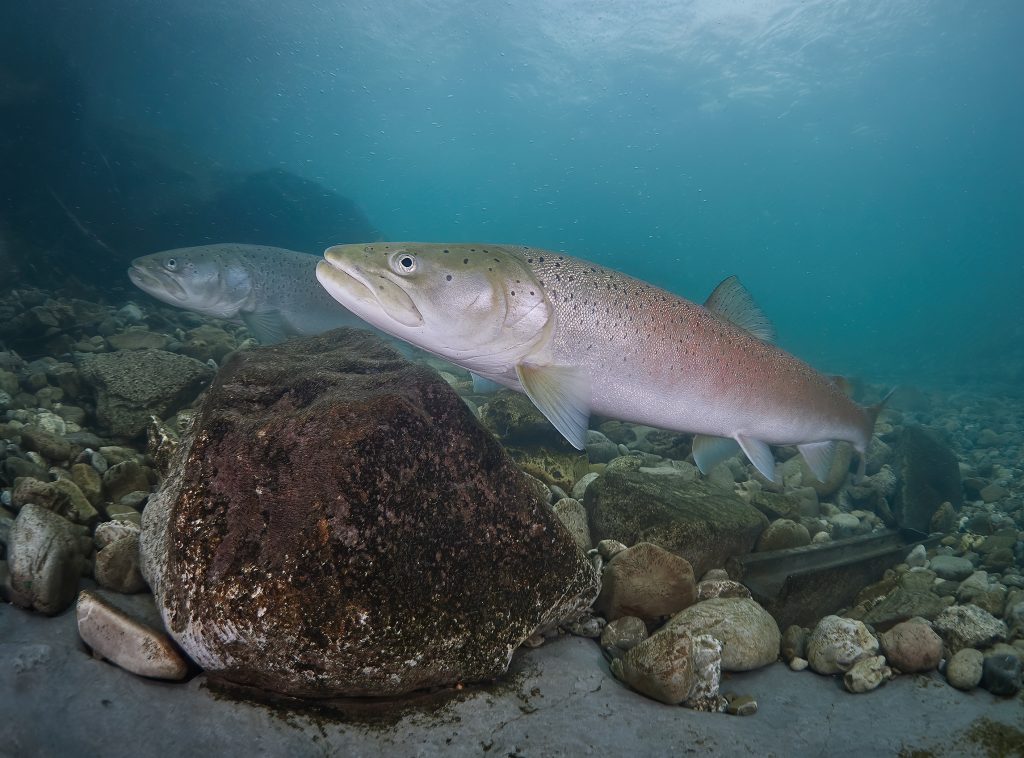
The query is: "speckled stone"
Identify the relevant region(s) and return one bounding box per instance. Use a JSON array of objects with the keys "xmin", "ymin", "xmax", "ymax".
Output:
[
  {"xmin": 610, "ymin": 627, "xmax": 722, "ymax": 707},
  {"xmin": 664, "ymin": 597, "xmax": 780, "ymax": 672},
  {"xmin": 843, "ymin": 655, "xmax": 892, "ymax": 693},
  {"xmin": 806, "ymin": 615, "xmax": 879, "ymax": 675},
  {"xmin": 933, "ymin": 604, "xmax": 1007, "ymax": 655},
  {"xmin": 141, "ymin": 330, "xmax": 599, "ymax": 698}
]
